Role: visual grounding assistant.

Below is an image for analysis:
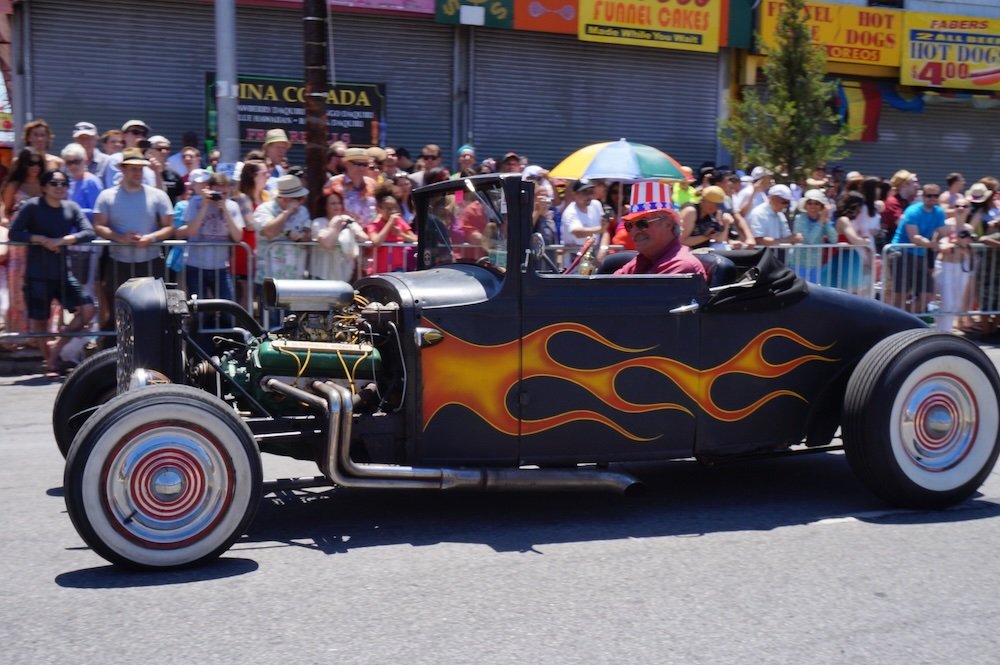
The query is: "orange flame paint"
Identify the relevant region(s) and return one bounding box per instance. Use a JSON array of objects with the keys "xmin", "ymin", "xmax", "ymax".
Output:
[{"xmin": 421, "ymin": 321, "xmax": 835, "ymax": 440}]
